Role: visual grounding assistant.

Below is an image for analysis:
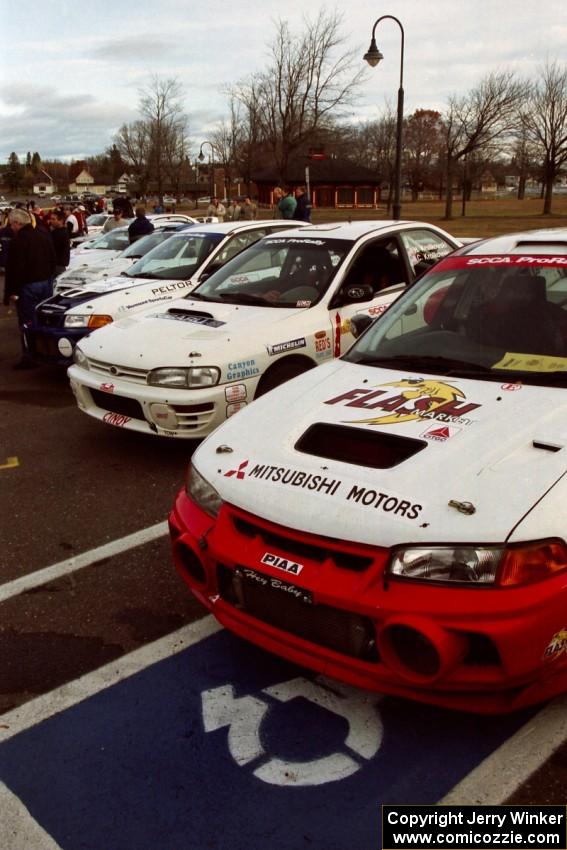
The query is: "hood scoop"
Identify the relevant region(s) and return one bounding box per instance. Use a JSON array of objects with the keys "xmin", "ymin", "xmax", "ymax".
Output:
[
  {"xmin": 295, "ymin": 423, "xmax": 427, "ymax": 469},
  {"xmin": 164, "ymin": 308, "xmax": 225, "ymax": 329}
]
